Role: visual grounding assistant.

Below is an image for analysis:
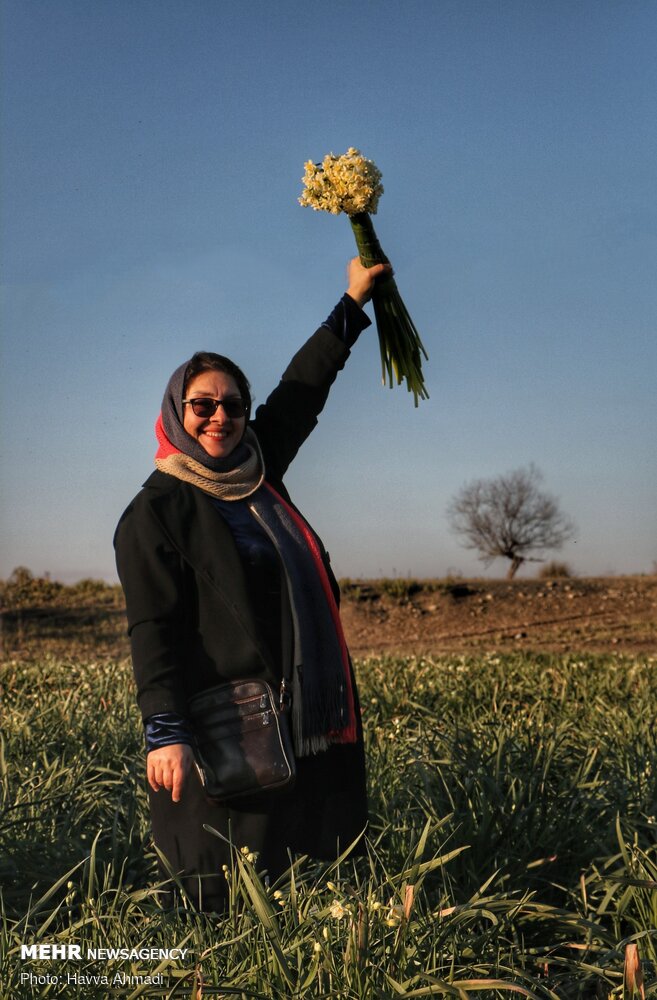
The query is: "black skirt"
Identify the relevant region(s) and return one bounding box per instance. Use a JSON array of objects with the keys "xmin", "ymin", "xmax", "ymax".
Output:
[{"xmin": 148, "ymin": 738, "xmax": 368, "ymax": 912}]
